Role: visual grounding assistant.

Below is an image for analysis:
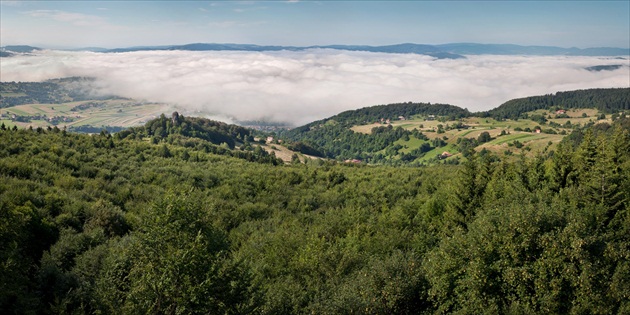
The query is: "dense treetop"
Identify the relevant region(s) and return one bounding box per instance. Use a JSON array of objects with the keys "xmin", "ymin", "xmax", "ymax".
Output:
[
  {"xmin": 118, "ymin": 112, "xmax": 254, "ymax": 149},
  {"xmin": 281, "ymin": 102, "xmax": 469, "ymax": 162},
  {"xmin": 296, "ymin": 102, "xmax": 470, "ymax": 129},
  {"xmin": 1, "ymin": 113, "xmax": 629, "ymax": 314}
]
